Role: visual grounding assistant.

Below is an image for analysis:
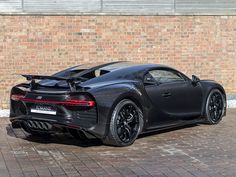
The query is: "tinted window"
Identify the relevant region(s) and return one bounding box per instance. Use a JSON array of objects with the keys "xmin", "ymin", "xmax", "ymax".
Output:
[
  {"xmin": 148, "ymin": 70, "xmax": 185, "ymax": 84},
  {"xmin": 54, "ymin": 68, "xmax": 109, "ymax": 79}
]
